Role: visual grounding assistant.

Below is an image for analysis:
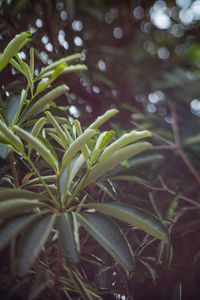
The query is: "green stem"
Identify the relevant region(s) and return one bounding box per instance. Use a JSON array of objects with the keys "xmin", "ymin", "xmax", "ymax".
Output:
[
  {"xmin": 65, "ymin": 169, "xmax": 90, "ymax": 208},
  {"xmin": 57, "ymin": 173, "xmax": 63, "ymax": 210},
  {"xmin": 9, "ymin": 151, "xmax": 19, "ymax": 188},
  {"xmin": 26, "ymin": 156, "xmax": 58, "ymax": 208}
]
